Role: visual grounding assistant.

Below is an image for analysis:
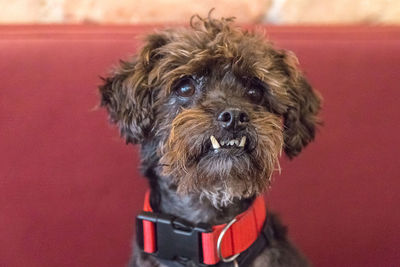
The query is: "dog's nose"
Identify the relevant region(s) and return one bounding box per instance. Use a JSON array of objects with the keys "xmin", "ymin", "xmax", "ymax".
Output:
[{"xmin": 217, "ymin": 108, "xmax": 249, "ymax": 132}]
